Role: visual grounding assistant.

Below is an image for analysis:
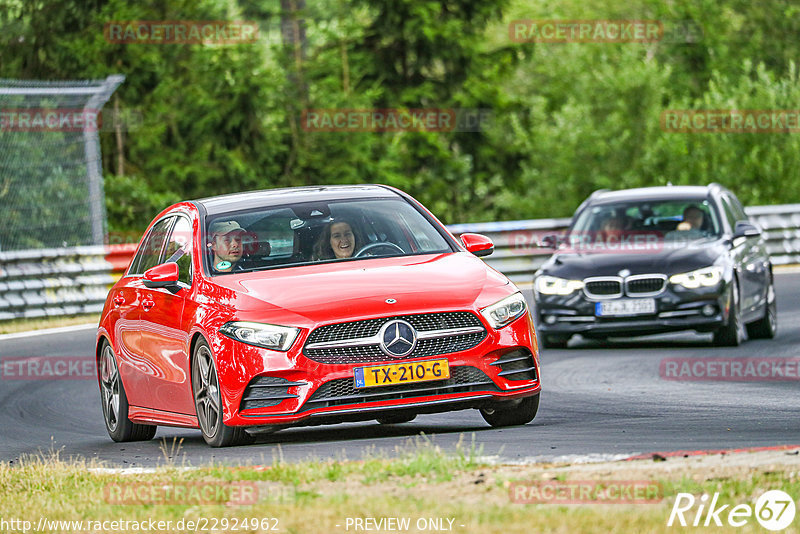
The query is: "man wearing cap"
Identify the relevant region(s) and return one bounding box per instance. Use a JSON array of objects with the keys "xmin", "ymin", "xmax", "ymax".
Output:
[{"xmin": 209, "ymin": 220, "xmax": 246, "ymax": 272}]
